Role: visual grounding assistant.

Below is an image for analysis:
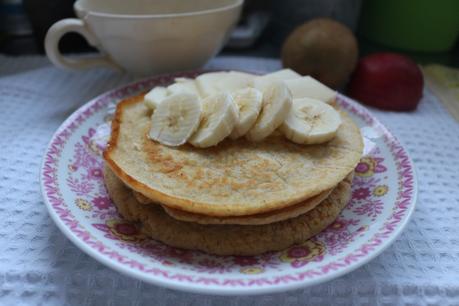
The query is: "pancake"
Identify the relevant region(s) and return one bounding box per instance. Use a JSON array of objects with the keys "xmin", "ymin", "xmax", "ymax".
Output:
[
  {"xmin": 132, "ymin": 188, "xmax": 333, "ymax": 225},
  {"xmin": 132, "ymin": 191, "xmax": 152, "ymax": 205},
  {"xmin": 104, "ymin": 166, "xmax": 353, "ymax": 256},
  {"xmin": 104, "ymin": 94, "xmax": 362, "ymax": 217}
]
